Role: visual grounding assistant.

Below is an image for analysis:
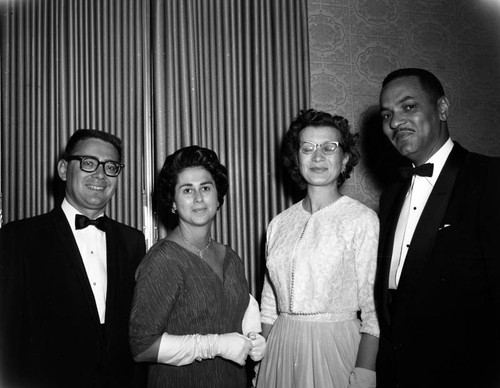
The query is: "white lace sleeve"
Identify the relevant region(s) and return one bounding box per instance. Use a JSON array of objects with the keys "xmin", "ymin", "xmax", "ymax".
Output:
[
  {"xmin": 260, "ymin": 273, "xmax": 278, "ymax": 325},
  {"xmin": 260, "ymin": 223, "xmax": 279, "ymax": 325},
  {"xmin": 354, "ymin": 210, "xmax": 380, "ymax": 338}
]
